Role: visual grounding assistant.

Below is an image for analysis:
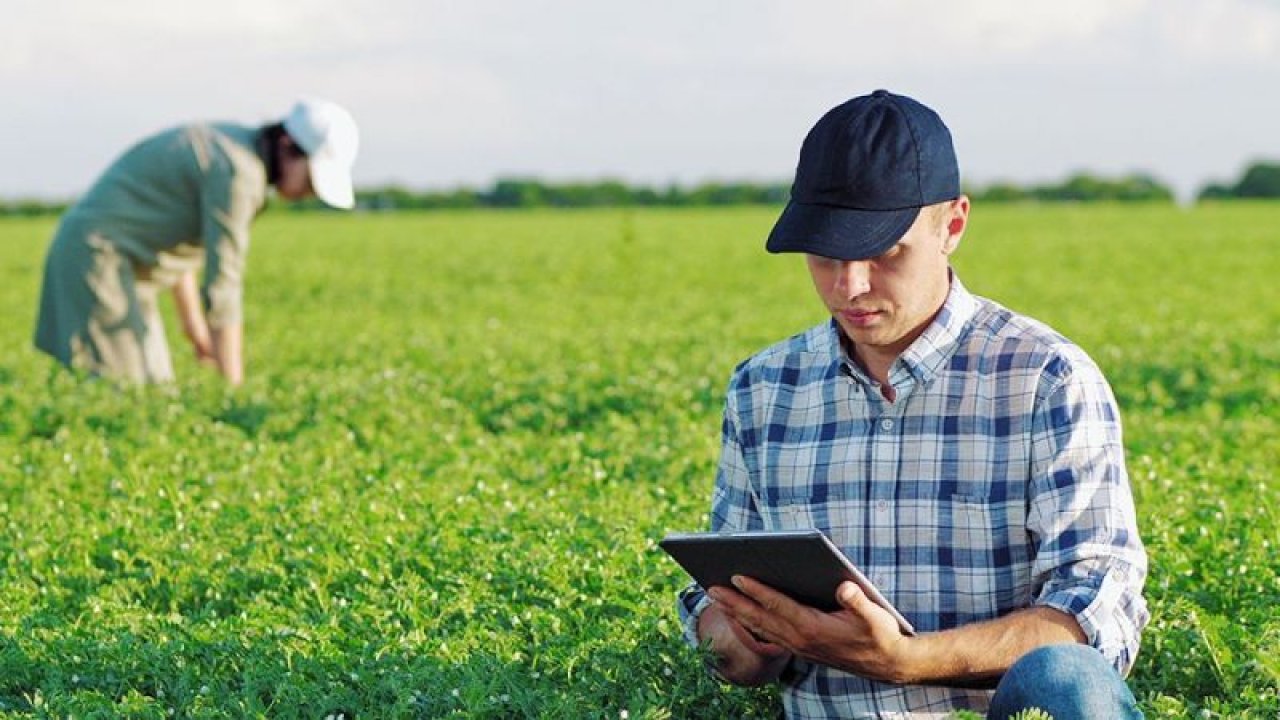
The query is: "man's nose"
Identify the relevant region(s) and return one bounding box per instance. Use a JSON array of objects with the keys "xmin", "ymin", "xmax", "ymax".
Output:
[{"xmin": 834, "ymin": 260, "xmax": 871, "ymax": 298}]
